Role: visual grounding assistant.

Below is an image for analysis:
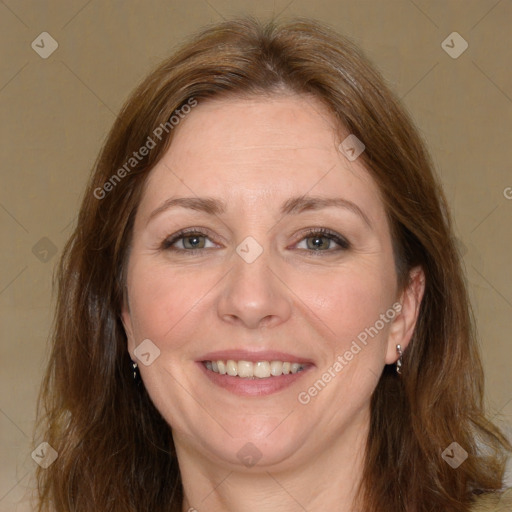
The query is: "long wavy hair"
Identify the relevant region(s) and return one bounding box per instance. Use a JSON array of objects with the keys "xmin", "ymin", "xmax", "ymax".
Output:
[{"xmin": 34, "ymin": 16, "xmax": 511, "ymax": 512}]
